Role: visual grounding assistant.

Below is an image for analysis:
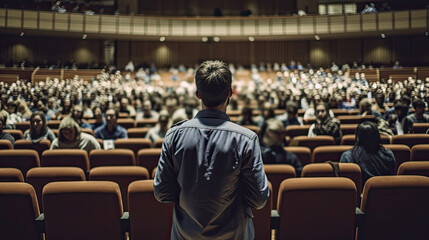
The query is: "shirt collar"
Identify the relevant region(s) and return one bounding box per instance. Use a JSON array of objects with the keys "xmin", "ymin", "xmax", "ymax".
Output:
[{"xmin": 195, "ymin": 109, "xmax": 230, "ymax": 121}]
